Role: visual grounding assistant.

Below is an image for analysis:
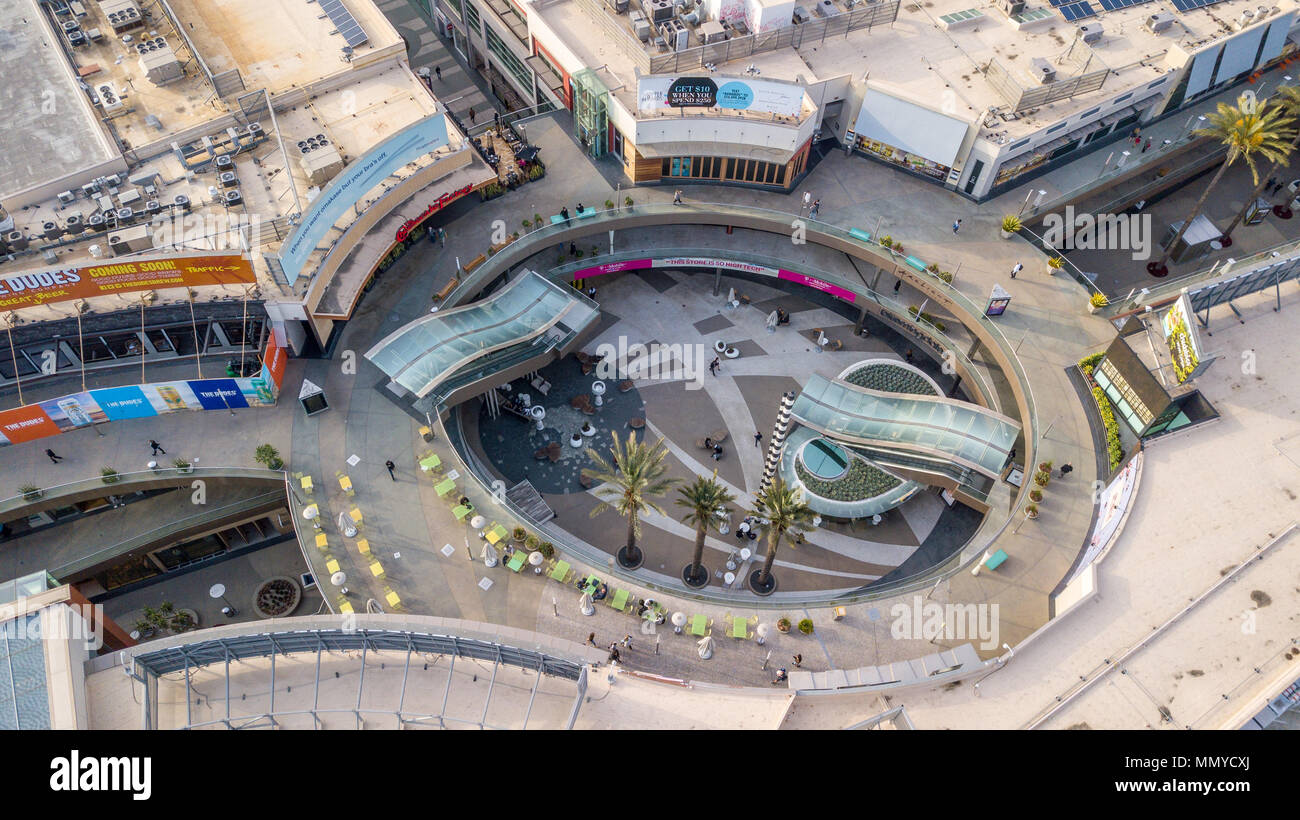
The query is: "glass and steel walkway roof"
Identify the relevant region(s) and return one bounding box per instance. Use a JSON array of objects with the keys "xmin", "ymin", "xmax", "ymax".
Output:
[
  {"xmin": 790, "ymin": 374, "xmax": 1020, "ymax": 479},
  {"xmin": 366, "ymin": 271, "xmax": 597, "ymax": 399}
]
